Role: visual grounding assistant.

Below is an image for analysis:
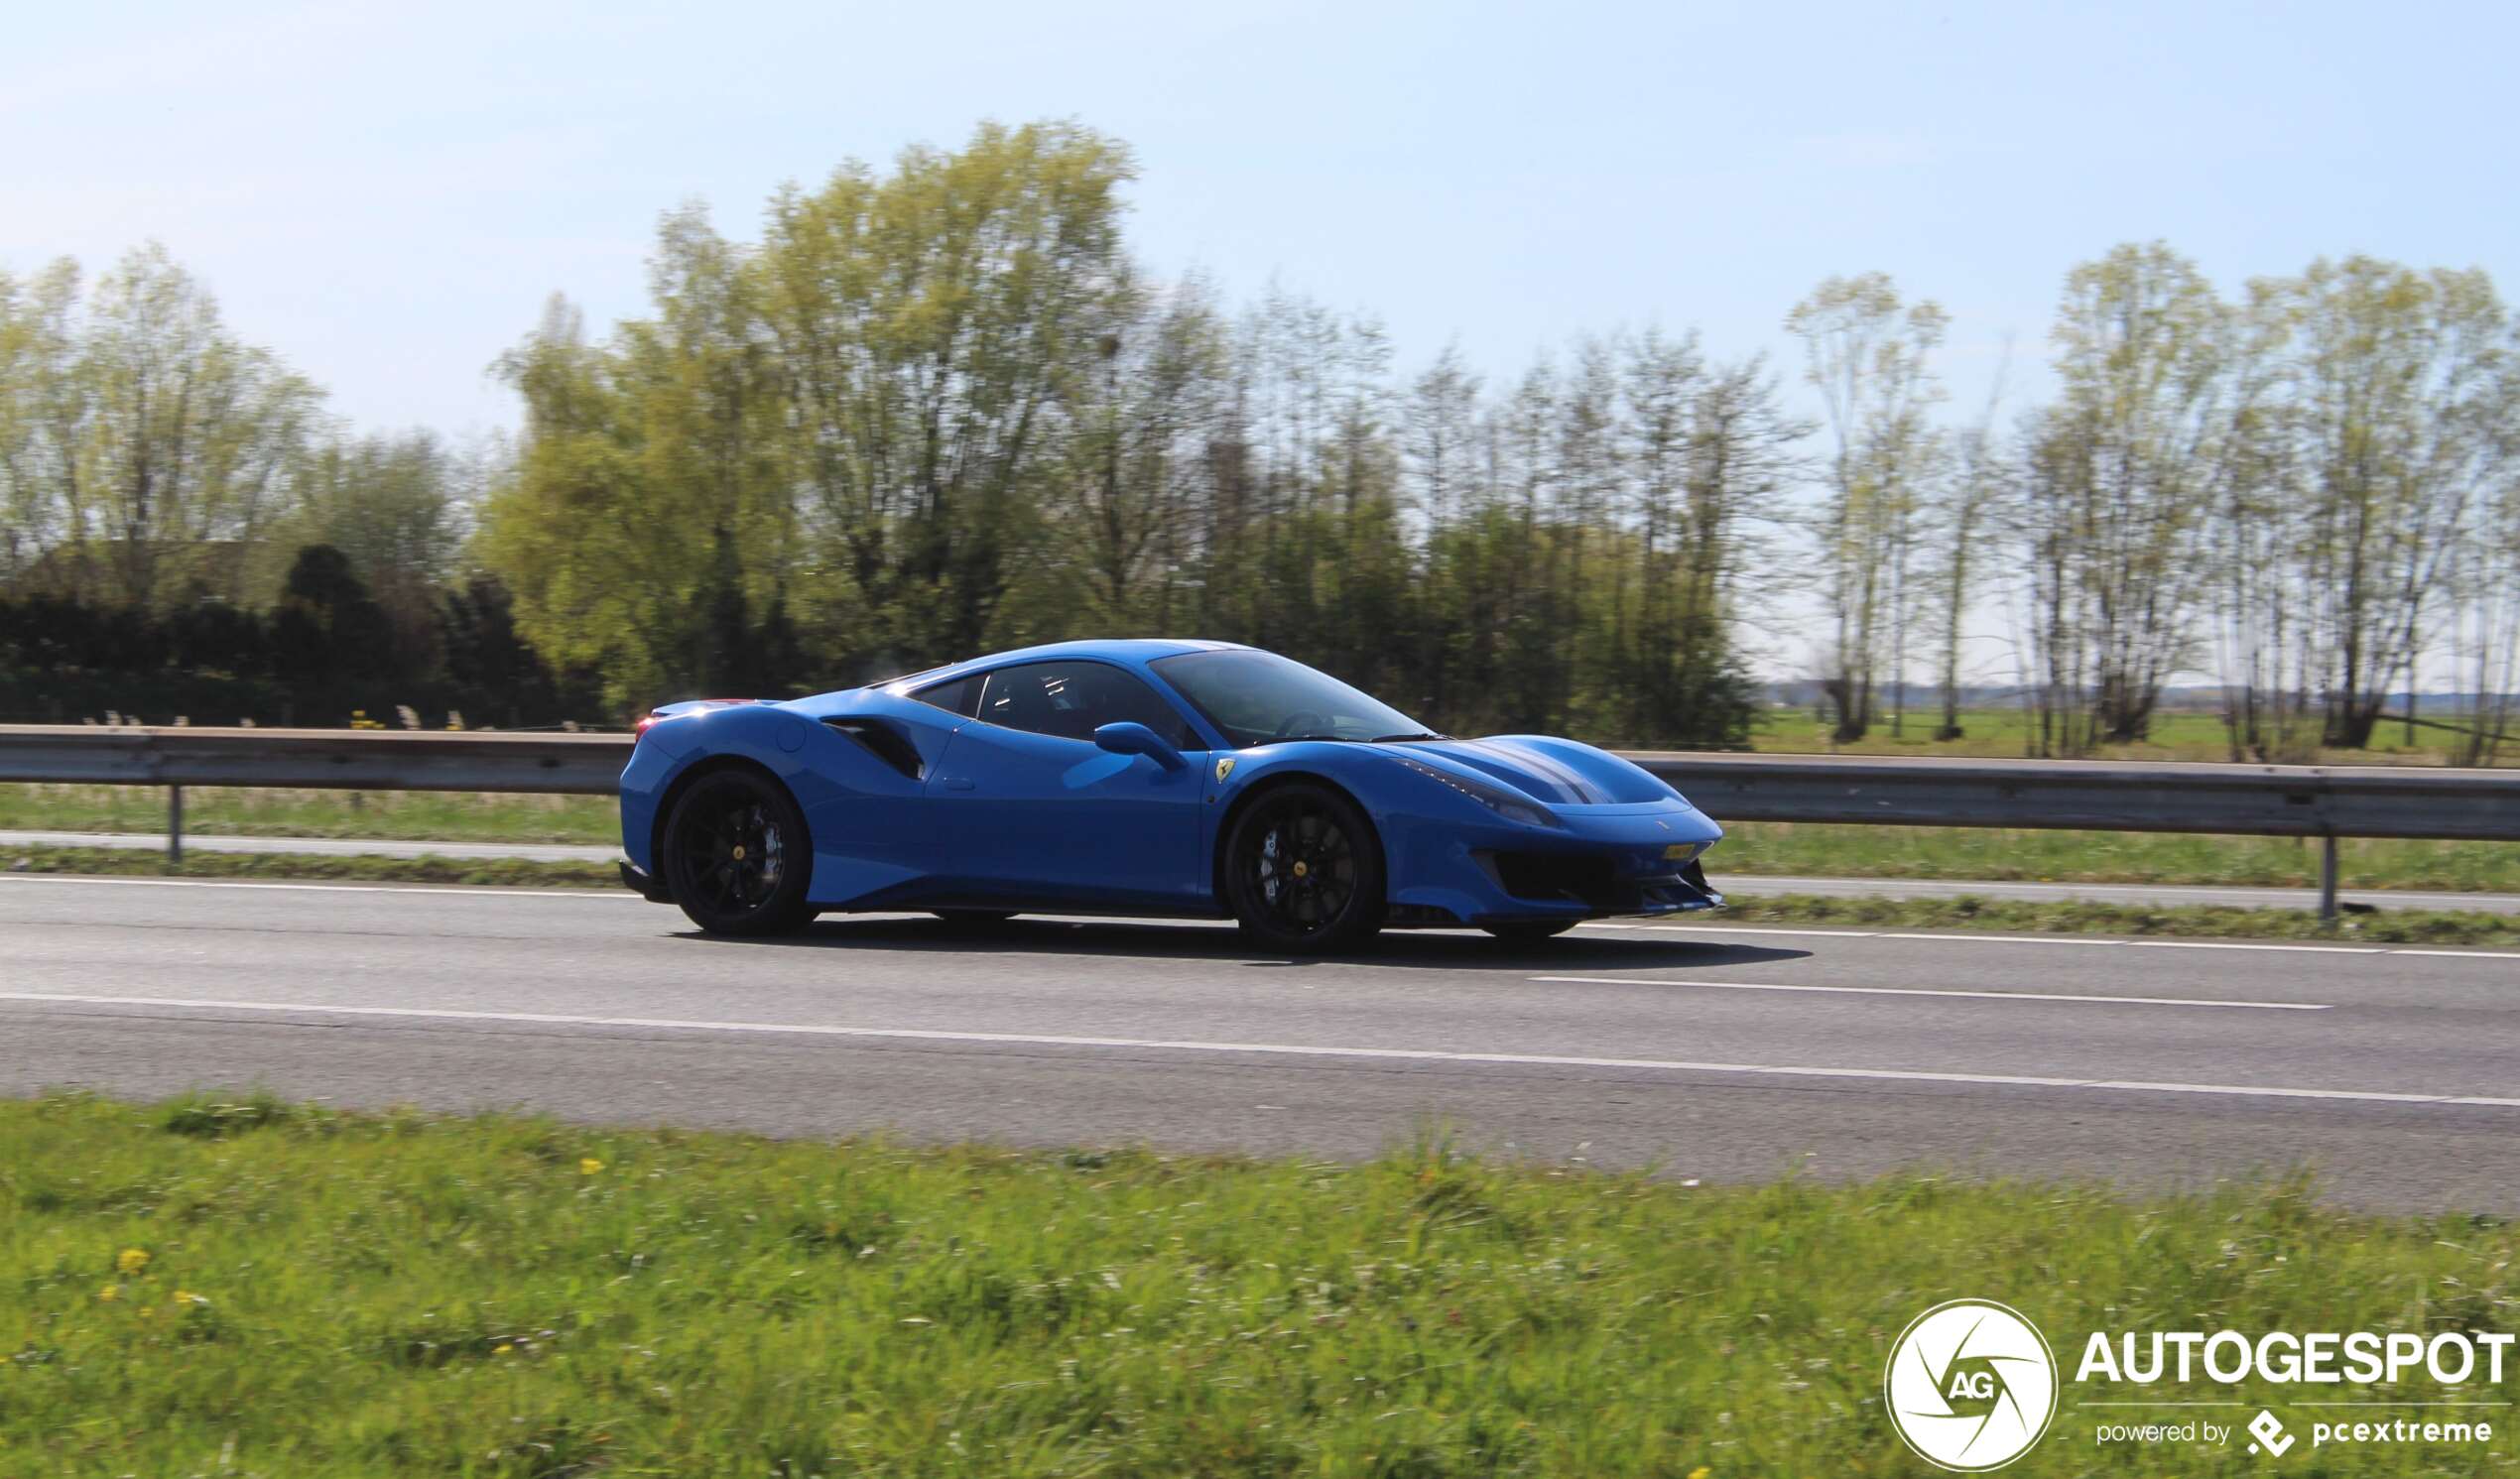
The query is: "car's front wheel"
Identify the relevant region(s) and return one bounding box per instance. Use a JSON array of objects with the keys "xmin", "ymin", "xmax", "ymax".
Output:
[
  {"xmin": 1223, "ymin": 783, "xmax": 1386, "ymax": 953},
  {"xmin": 661, "ymin": 770, "xmax": 816, "ymax": 935}
]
